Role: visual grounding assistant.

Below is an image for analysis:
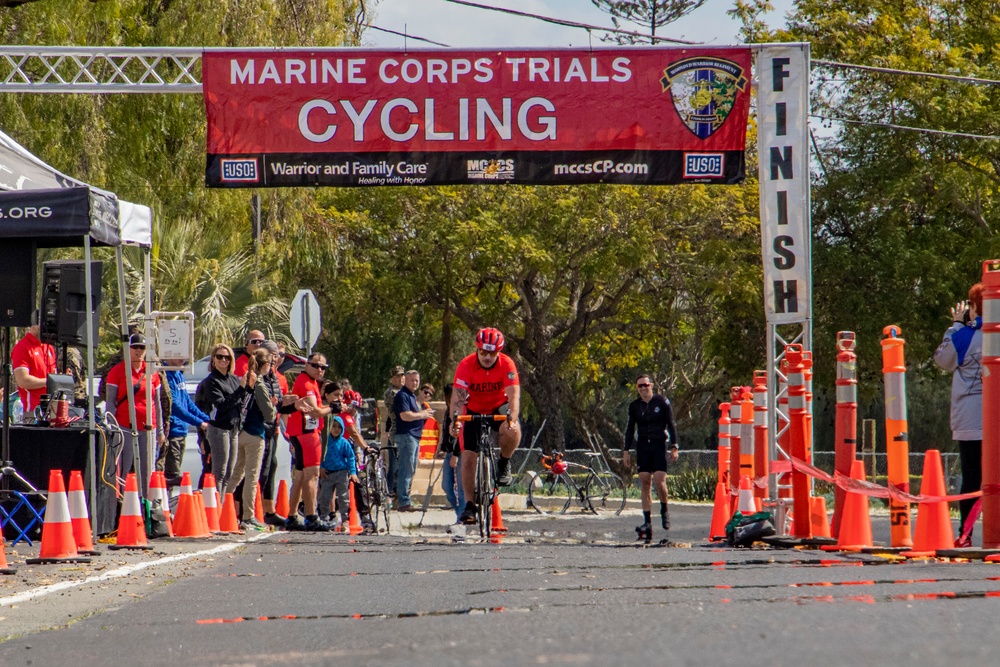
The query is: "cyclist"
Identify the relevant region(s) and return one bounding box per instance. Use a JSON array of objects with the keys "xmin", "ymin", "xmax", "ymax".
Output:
[
  {"xmin": 622, "ymin": 374, "xmax": 679, "ymax": 542},
  {"xmin": 449, "ymin": 327, "xmax": 521, "ymax": 525}
]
